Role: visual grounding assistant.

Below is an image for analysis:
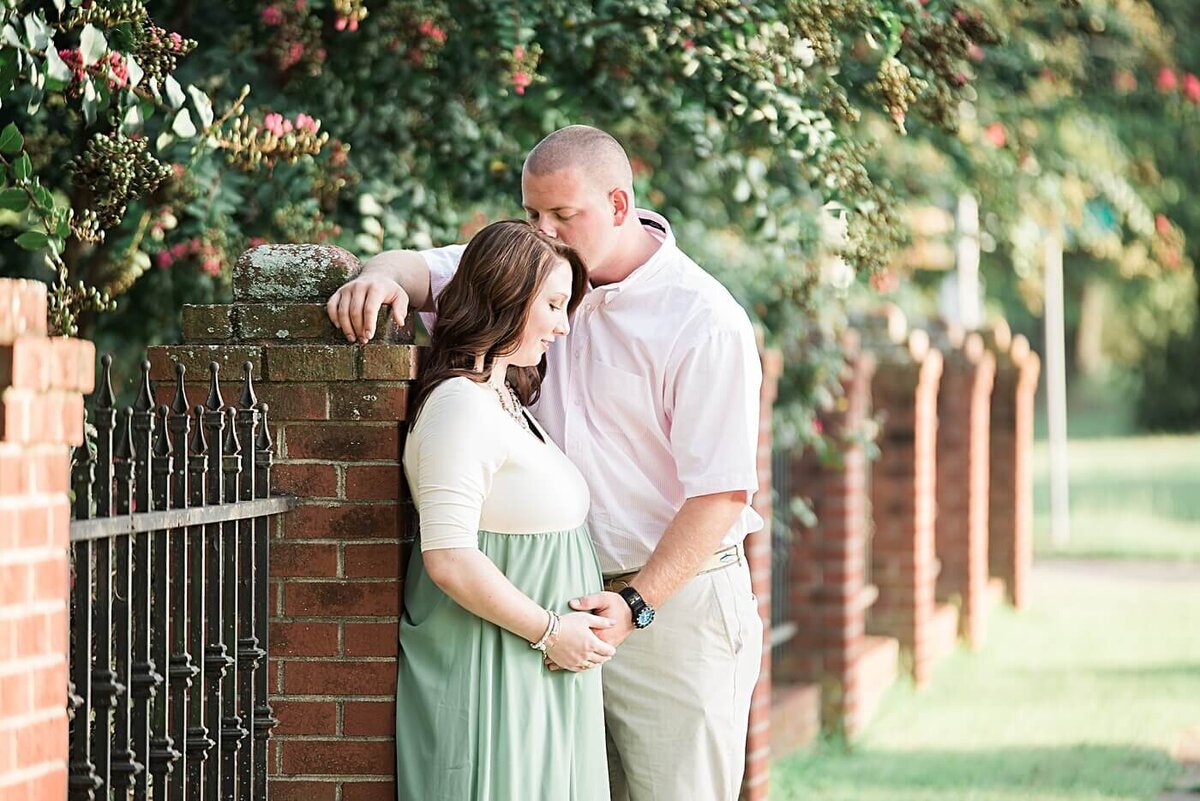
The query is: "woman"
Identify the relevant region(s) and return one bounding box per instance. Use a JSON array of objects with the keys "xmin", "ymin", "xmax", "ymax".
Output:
[{"xmin": 397, "ymin": 219, "xmax": 613, "ymax": 800}]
